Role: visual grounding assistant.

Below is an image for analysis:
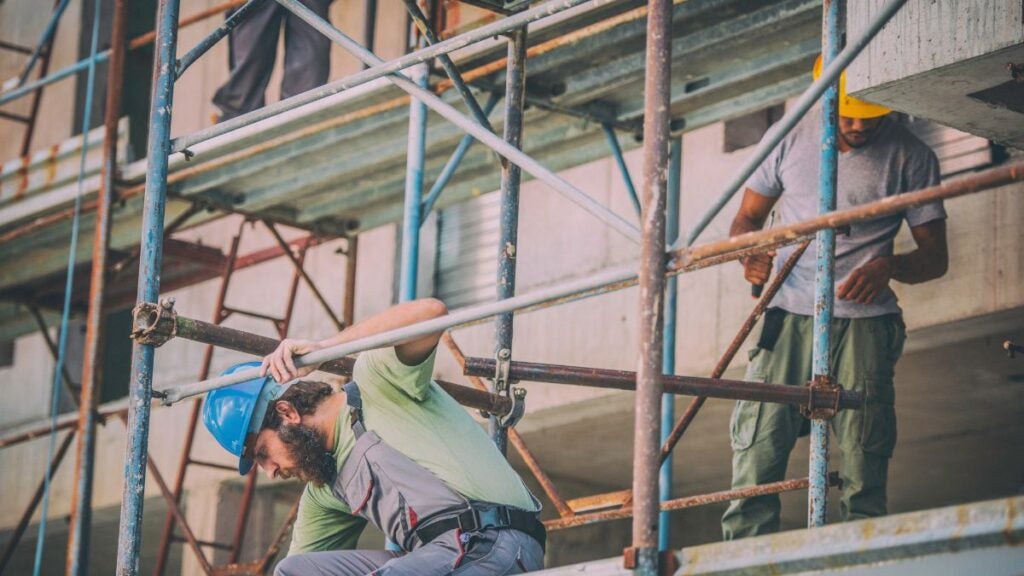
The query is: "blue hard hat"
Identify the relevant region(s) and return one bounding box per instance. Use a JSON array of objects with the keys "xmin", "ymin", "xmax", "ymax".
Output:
[{"xmin": 201, "ymin": 361, "xmax": 287, "ymax": 475}]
